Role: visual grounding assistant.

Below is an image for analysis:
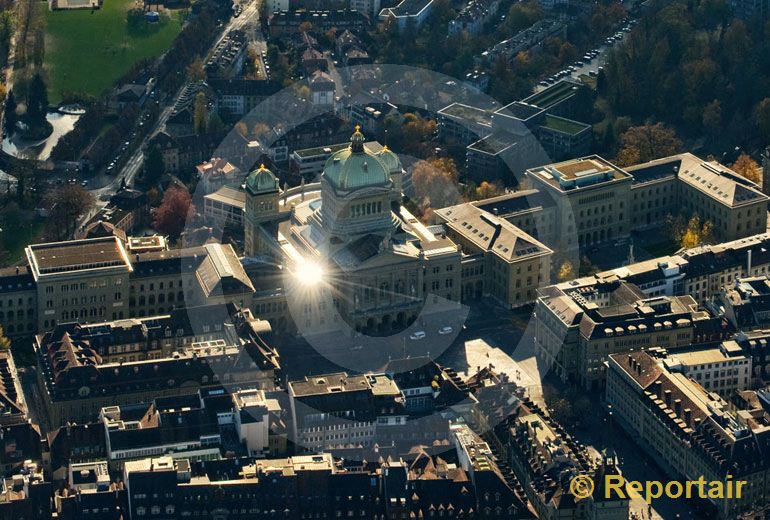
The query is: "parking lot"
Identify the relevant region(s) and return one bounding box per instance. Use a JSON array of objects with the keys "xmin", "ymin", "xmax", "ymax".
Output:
[{"xmin": 533, "ymin": 19, "xmax": 637, "ymax": 93}]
